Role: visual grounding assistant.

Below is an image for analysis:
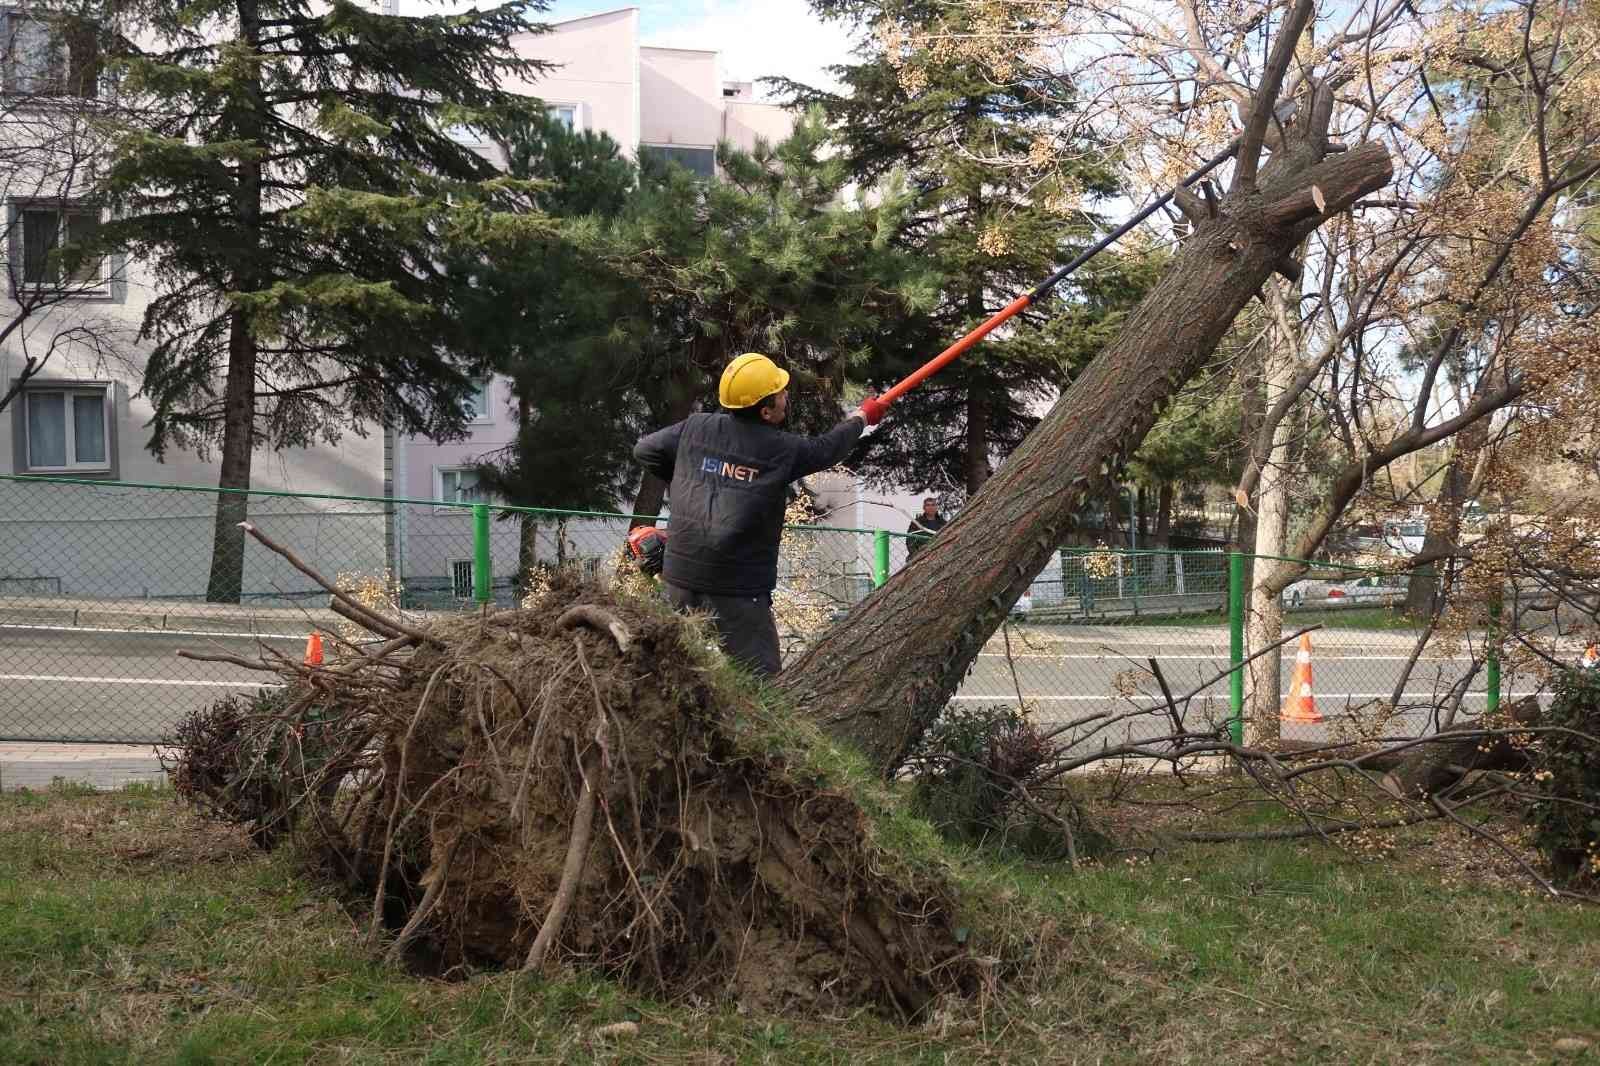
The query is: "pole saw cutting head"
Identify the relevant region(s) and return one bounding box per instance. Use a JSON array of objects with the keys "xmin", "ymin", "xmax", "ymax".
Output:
[{"xmin": 626, "ymin": 525, "xmax": 667, "ymax": 577}]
